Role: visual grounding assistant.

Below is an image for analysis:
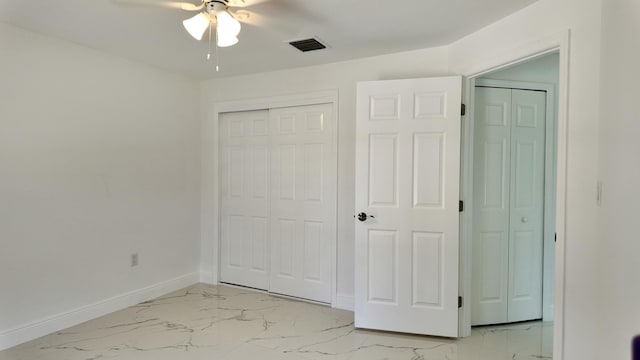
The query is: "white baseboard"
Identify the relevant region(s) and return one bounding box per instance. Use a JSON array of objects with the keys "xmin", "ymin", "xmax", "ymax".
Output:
[
  {"xmin": 0, "ymin": 272, "xmax": 200, "ymax": 351},
  {"xmin": 334, "ymin": 295, "xmax": 354, "ymax": 312}
]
